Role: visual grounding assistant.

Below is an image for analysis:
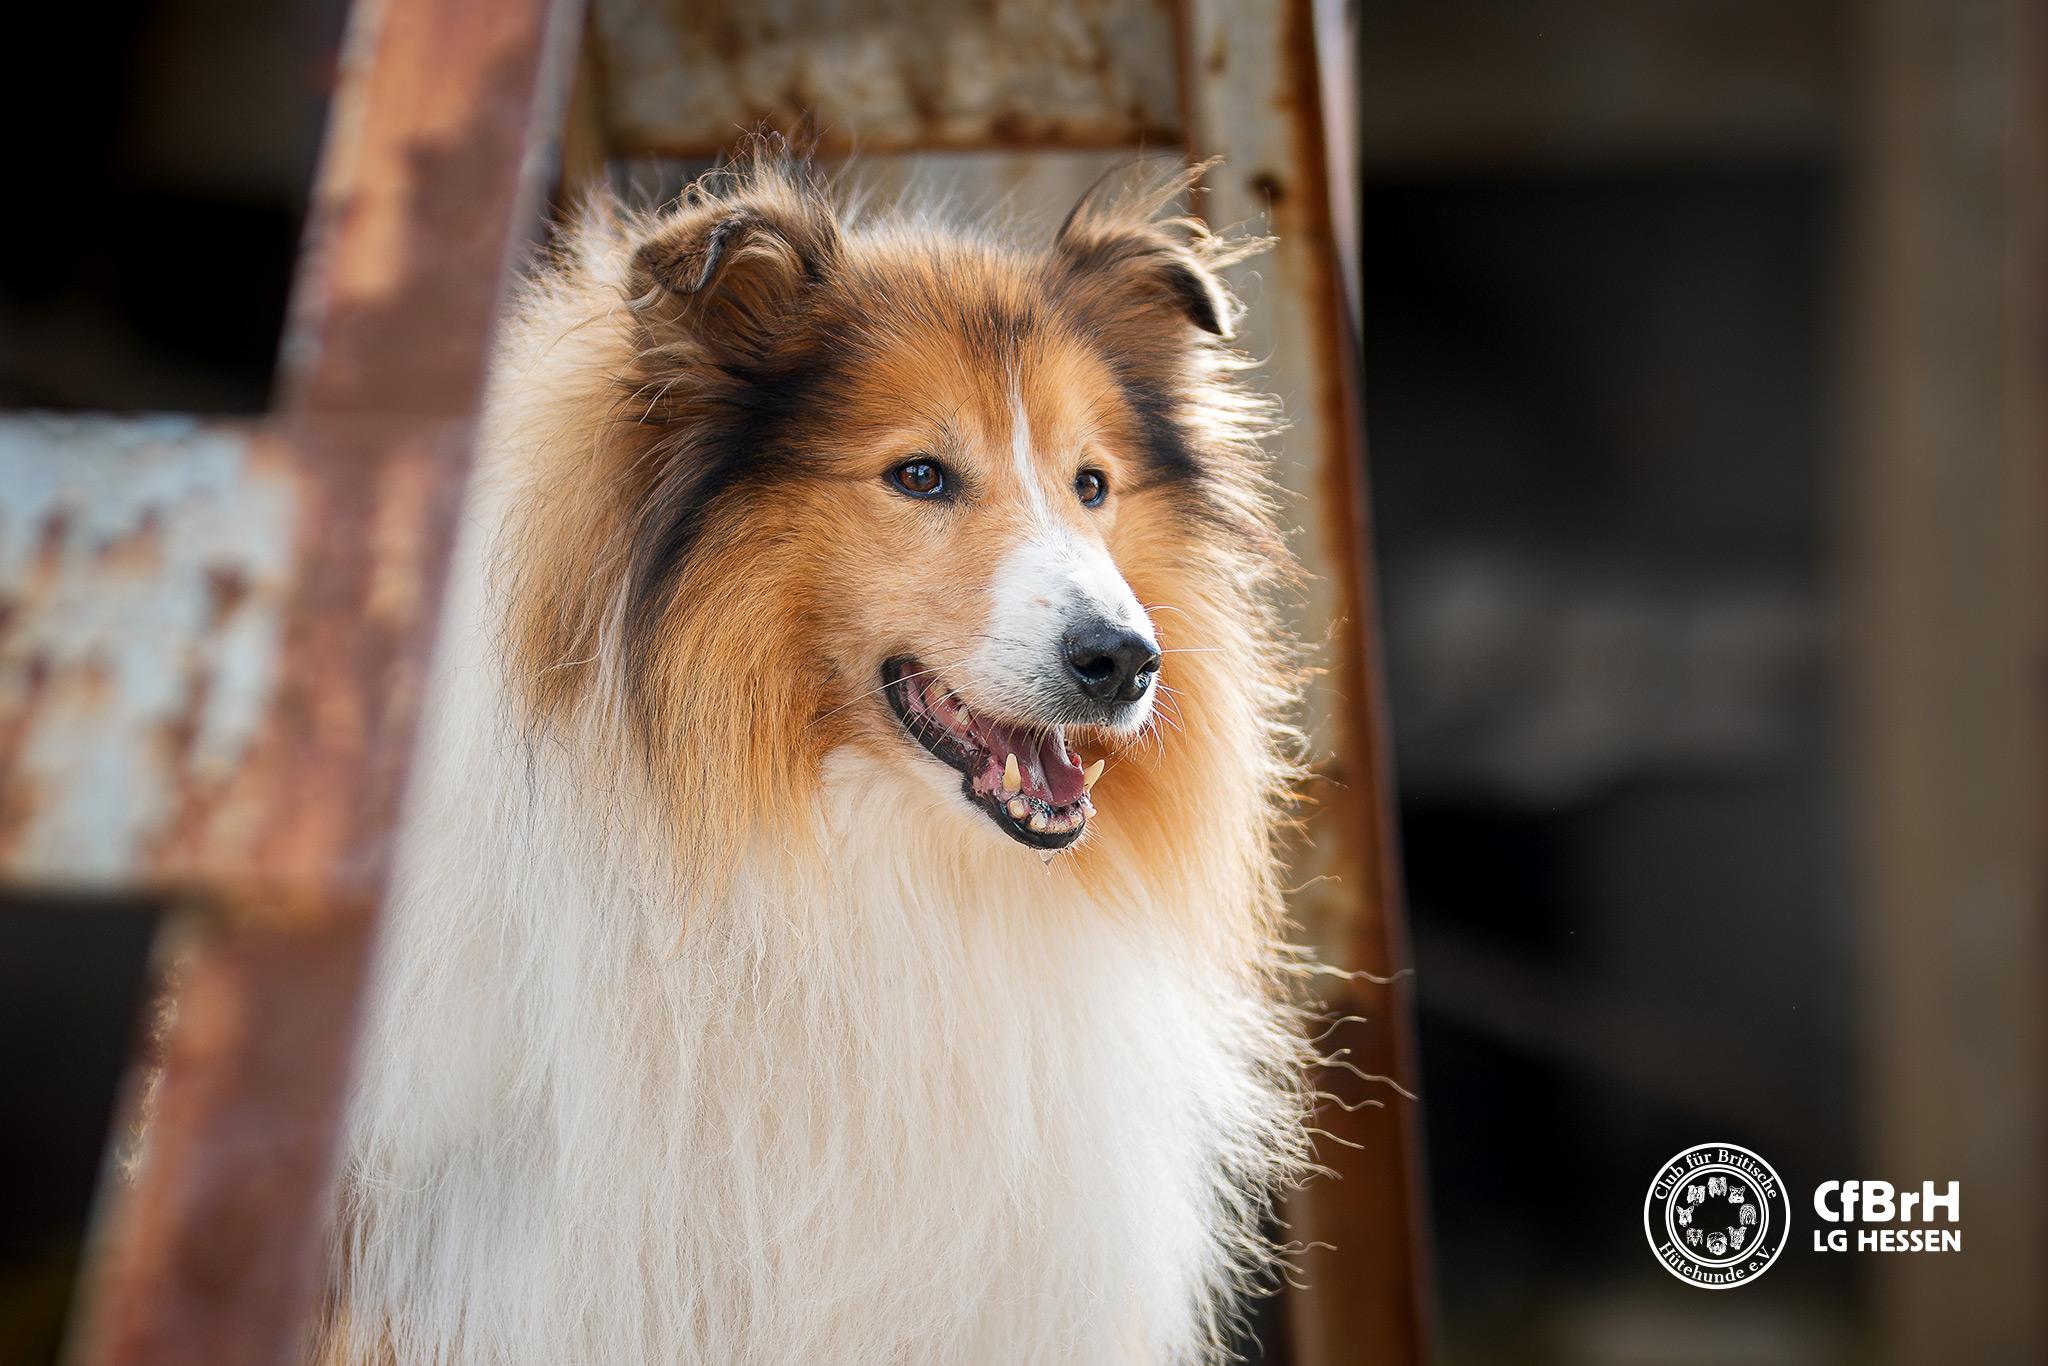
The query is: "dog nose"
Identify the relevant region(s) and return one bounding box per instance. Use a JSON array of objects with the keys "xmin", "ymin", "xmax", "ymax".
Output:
[{"xmin": 1063, "ymin": 622, "xmax": 1160, "ymax": 704}]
